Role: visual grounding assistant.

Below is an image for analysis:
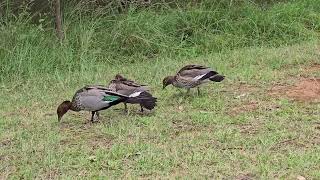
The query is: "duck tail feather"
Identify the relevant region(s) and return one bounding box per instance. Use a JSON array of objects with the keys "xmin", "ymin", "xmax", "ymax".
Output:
[
  {"xmin": 199, "ymin": 71, "xmax": 218, "ymax": 81},
  {"xmin": 209, "ymin": 74, "xmax": 225, "ymax": 82},
  {"xmin": 127, "ymin": 91, "xmax": 157, "ymax": 110}
]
